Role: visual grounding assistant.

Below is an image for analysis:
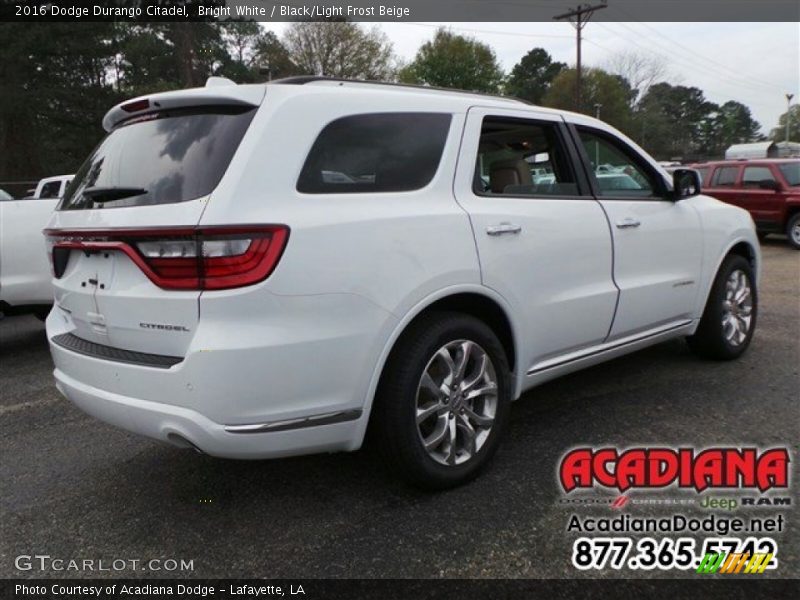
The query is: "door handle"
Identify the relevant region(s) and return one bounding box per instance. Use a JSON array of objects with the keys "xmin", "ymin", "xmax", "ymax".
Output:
[
  {"xmin": 615, "ymin": 218, "xmax": 641, "ymax": 229},
  {"xmin": 486, "ymin": 223, "xmax": 522, "ymax": 236}
]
